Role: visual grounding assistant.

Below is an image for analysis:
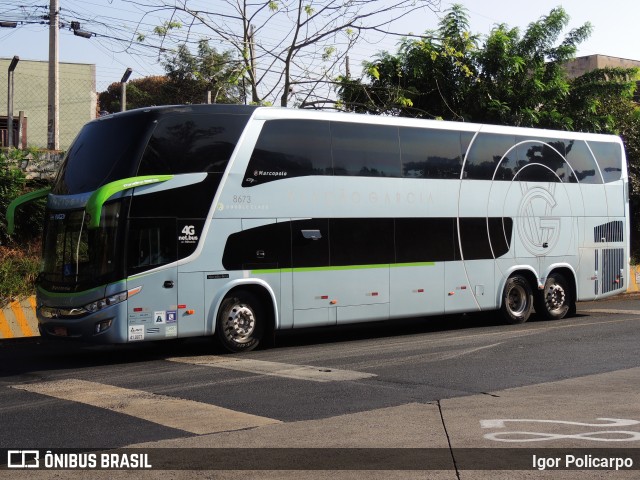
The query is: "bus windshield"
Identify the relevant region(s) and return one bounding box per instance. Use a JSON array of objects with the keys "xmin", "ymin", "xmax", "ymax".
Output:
[
  {"xmin": 53, "ymin": 113, "xmax": 157, "ymax": 195},
  {"xmin": 40, "ymin": 201, "xmax": 125, "ymax": 292}
]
